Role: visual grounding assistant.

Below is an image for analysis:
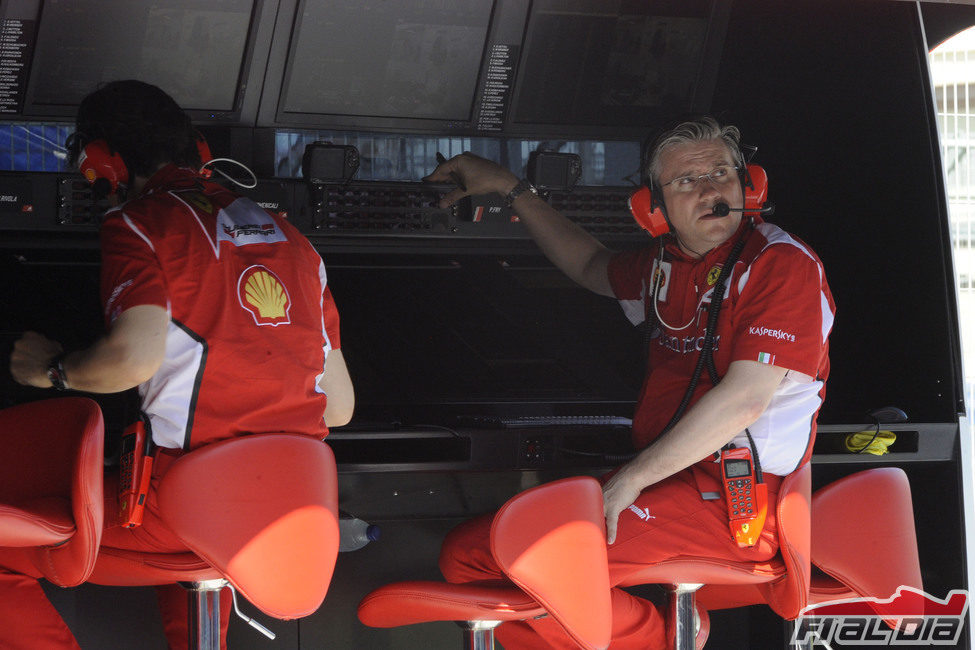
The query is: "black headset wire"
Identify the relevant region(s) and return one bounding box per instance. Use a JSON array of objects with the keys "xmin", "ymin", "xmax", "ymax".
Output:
[
  {"xmin": 700, "ymin": 277, "xmax": 765, "ymax": 483},
  {"xmin": 660, "ymin": 227, "xmax": 746, "ymax": 426},
  {"xmin": 852, "ymin": 420, "xmax": 883, "ymax": 454},
  {"xmin": 656, "ymin": 224, "xmax": 764, "ymax": 481}
]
